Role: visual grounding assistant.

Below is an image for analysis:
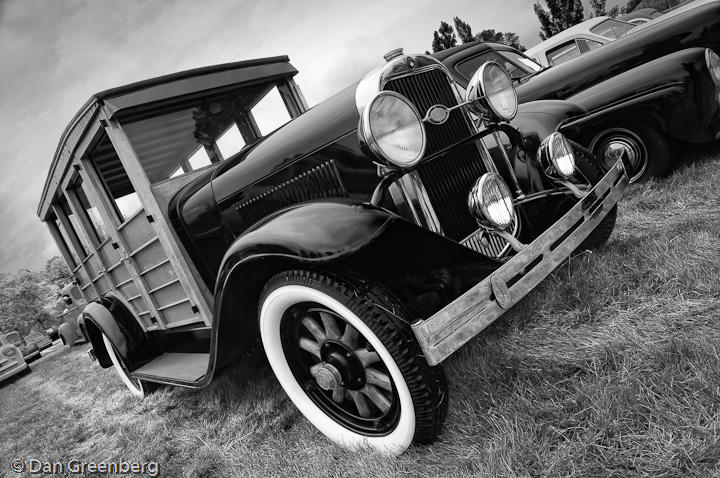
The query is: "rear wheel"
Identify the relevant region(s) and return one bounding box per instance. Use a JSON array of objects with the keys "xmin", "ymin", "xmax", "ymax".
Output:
[
  {"xmin": 259, "ymin": 269, "xmax": 447, "ymax": 455},
  {"xmin": 589, "ymin": 124, "xmax": 670, "ymax": 183},
  {"xmin": 102, "ymin": 333, "xmax": 146, "ymax": 398}
]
